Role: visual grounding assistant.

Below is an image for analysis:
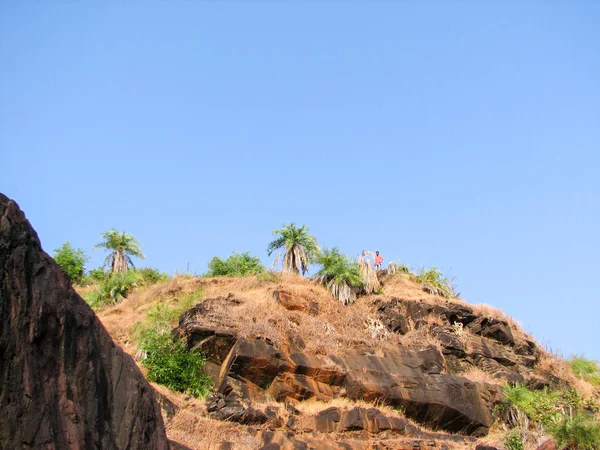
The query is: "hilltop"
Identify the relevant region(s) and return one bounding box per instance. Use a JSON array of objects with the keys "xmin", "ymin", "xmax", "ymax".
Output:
[{"xmin": 92, "ymin": 271, "xmax": 599, "ymax": 450}]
